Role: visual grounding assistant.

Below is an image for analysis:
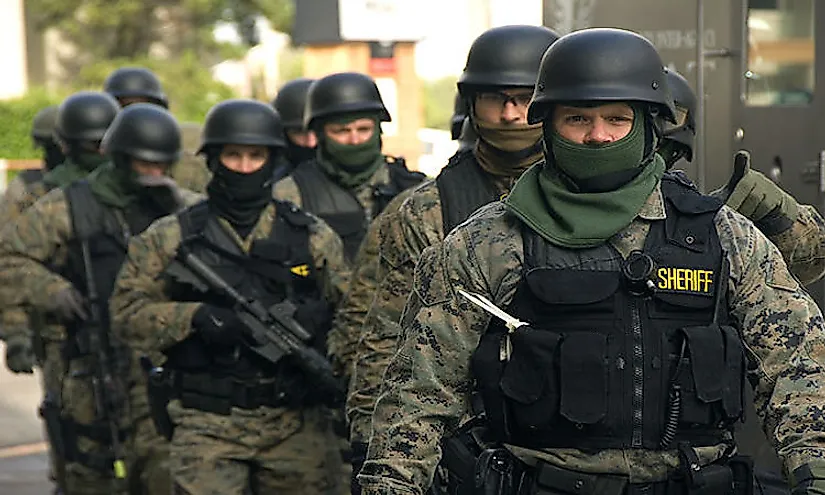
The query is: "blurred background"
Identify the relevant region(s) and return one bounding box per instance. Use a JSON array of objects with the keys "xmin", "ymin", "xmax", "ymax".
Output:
[{"xmin": 0, "ymin": 0, "xmax": 549, "ymax": 181}]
